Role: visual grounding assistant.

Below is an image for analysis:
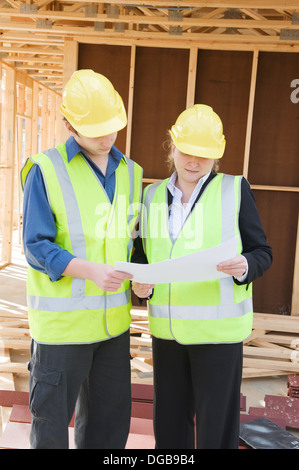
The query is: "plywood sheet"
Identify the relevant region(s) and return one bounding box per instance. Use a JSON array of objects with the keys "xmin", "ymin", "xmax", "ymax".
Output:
[
  {"xmin": 252, "ymin": 190, "xmax": 299, "ymax": 314},
  {"xmin": 130, "ymin": 47, "xmax": 189, "ymax": 180},
  {"xmin": 78, "ymin": 44, "xmax": 131, "ymax": 155},
  {"xmin": 195, "ymin": 49, "xmax": 253, "ymax": 176},
  {"xmin": 249, "ymin": 52, "xmax": 299, "ymax": 187}
]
